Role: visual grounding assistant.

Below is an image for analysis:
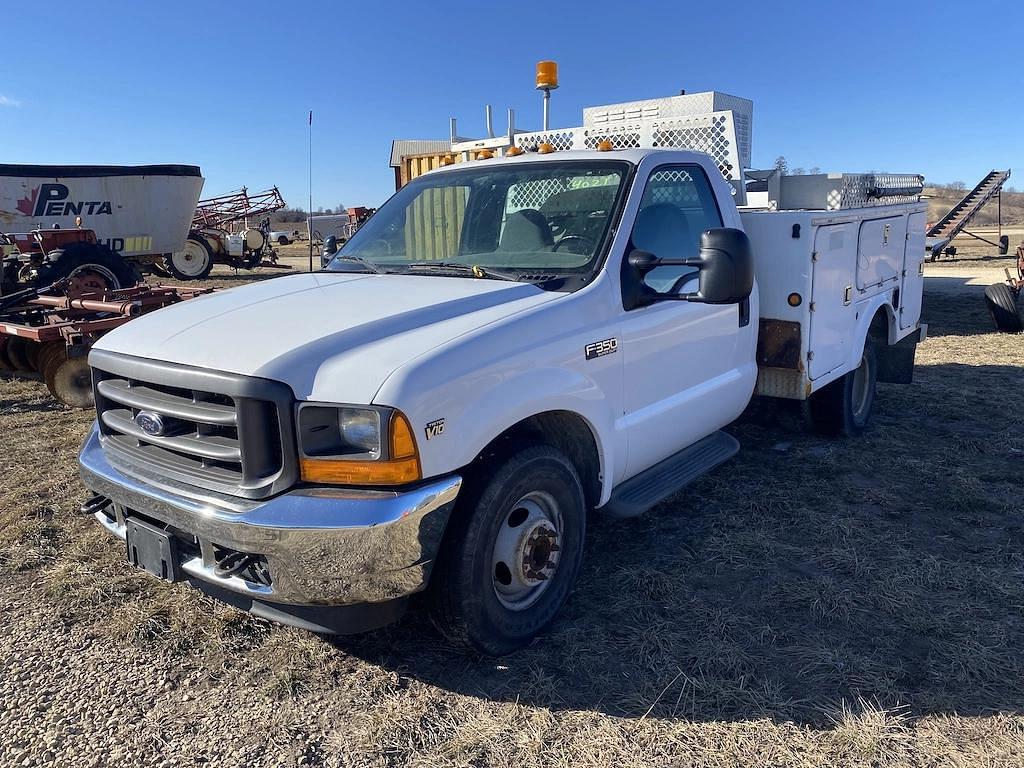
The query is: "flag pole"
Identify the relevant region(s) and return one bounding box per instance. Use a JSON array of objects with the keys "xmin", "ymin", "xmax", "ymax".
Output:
[{"xmin": 308, "ymin": 110, "xmax": 314, "ymax": 272}]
